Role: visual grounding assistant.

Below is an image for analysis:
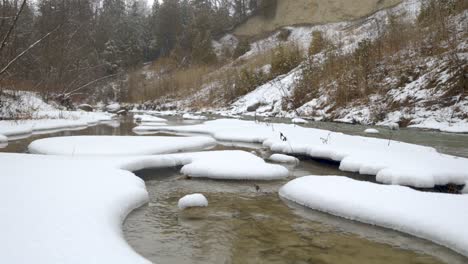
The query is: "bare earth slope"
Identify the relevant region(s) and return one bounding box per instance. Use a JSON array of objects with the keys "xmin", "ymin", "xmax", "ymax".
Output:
[{"xmin": 235, "ymin": 0, "xmax": 402, "ymax": 36}]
